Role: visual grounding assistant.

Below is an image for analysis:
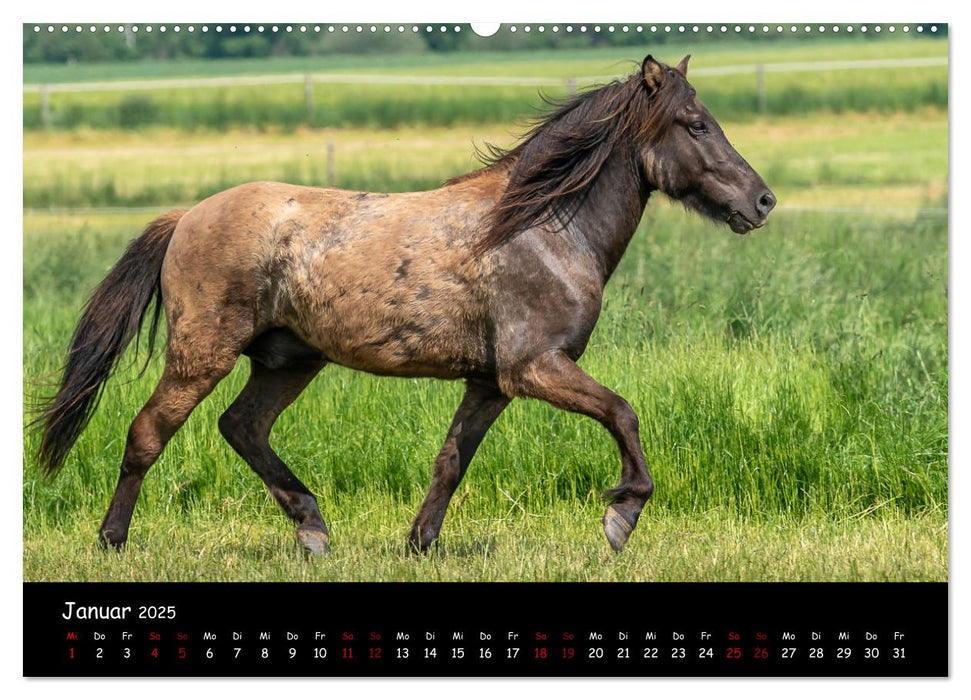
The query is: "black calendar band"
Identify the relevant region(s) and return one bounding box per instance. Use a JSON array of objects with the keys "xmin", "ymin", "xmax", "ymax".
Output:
[{"xmin": 23, "ymin": 581, "xmax": 947, "ymax": 677}]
